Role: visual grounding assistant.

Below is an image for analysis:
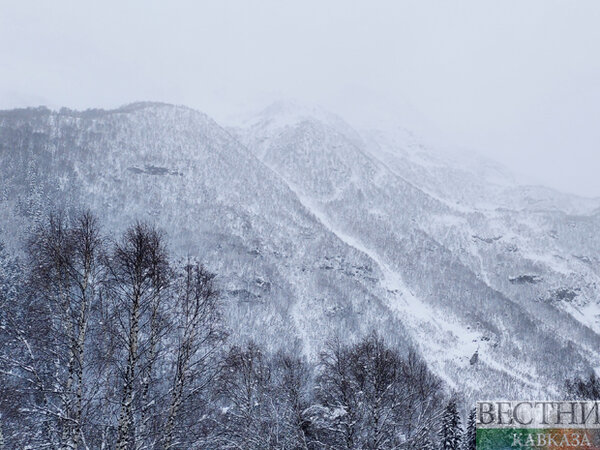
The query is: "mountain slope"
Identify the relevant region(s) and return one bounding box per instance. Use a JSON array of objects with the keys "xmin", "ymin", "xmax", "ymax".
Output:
[
  {"xmin": 236, "ymin": 102, "xmax": 600, "ymax": 398},
  {"xmin": 0, "ymin": 102, "xmax": 412, "ymax": 356},
  {"xmin": 1, "ymin": 101, "xmax": 599, "ymax": 401}
]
